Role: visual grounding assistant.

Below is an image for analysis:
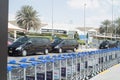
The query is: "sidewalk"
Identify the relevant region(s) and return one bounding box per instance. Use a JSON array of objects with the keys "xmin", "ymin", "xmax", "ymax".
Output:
[{"xmin": 90, "ymin": 64, "xmax": 120, "ymax": 80}]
